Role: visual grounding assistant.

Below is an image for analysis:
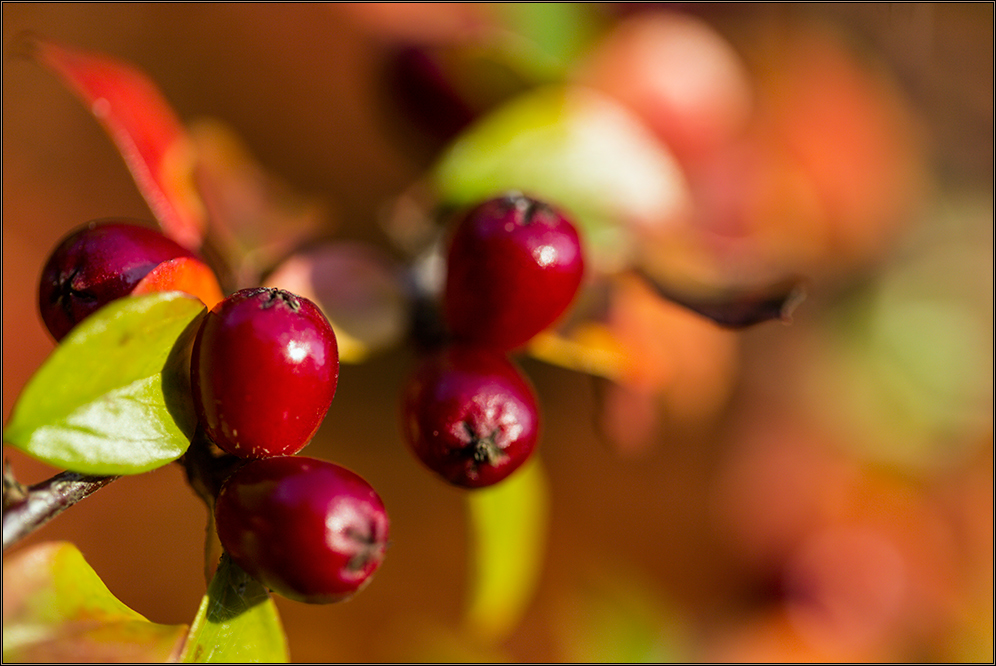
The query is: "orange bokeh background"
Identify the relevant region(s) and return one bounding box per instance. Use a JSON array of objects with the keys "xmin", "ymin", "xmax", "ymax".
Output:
[{"xmin": 3, "ymin": 4, "xmax": 992, "ymax": 662}]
